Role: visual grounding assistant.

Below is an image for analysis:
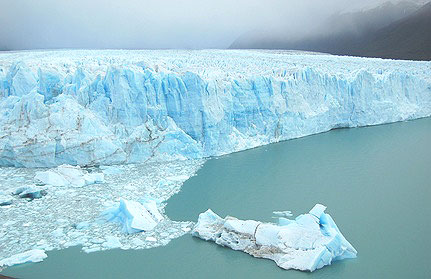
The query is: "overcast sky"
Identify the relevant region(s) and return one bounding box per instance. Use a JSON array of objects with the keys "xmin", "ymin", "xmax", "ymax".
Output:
[{"xmin": 0, "ymin": 0, "xmax": 423, "ymax": 50}]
